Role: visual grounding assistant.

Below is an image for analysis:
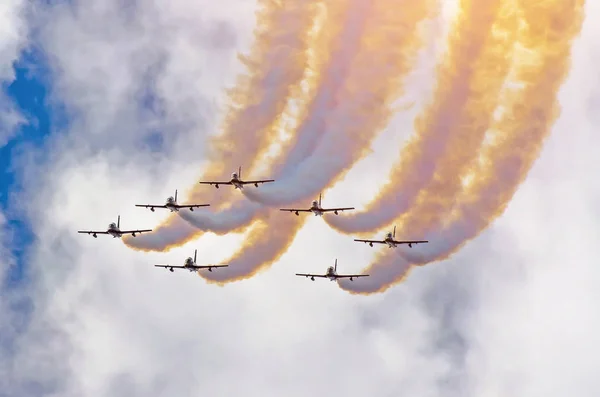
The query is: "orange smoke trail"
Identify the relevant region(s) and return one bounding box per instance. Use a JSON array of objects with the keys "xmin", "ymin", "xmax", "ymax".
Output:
[
  {"xmin": 240, "ymin": 0, "xmax": 437, "ymax": 206},
  {"xmin": 199, "ymin": 206, "xmax": 308, "ymax": 284},
  {"xmin": 340, "ymin": 0, "xmax": 586, "ymax": 295},
  {"xmin": 123, "ymin": 0, "xmax": 321, "ymax": 252},
  {"xmin": 325, "ymin": 0, "xmax": 512, "ymax": 234},
  {"xmin": 198, "ymin": 0, "xmax": 438, "ymax": 283},
  {"xmin": 330, "ymin": 0, "xmax": 519, "ymax": 237}
]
